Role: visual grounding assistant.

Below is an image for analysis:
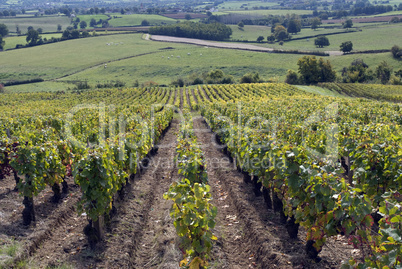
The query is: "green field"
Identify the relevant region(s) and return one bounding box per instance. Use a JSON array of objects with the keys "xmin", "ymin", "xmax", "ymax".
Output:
[
  {"xmin": 216, "ymin": 1, "xmax": 280, "ymax": 10},
  {"xmin": 229, "ymin": 25, "xmax": 350, "ymax": 41},
  {"xmin": 75, "ymin": 14, "xmax": 109, "ymax": 28},
  {"xmin": 0, "ymin": 15, "xmax": 71, "ymax": 33},
  {"xmin": 108, "ymin": 14, "xmax": 178, "ymax": 27},
  {"xmin": 3, "ymin": 33, "xmax": 63, "ymax": 50},
  {"xmin": 248, "ymin": 24, "xmax": 402, "ymax": 52},
  {"xmin": 225, "ymin": 9, "xmax": 314, "ymax": 16},
  {"xmin": 1, "ymin": 27, "xmax": 401, "ymax": 92}
]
